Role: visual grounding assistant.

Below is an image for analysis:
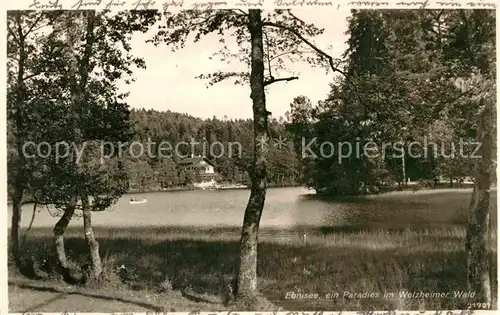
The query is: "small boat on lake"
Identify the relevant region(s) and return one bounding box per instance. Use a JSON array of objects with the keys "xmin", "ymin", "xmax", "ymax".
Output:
[
  {"xmin": 215, "ymin": 183, "xmax": 248, "ymax": 190},
  {"xmin": 129, "ymin": 197, "xmax": 147, "ymax": 204}
]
